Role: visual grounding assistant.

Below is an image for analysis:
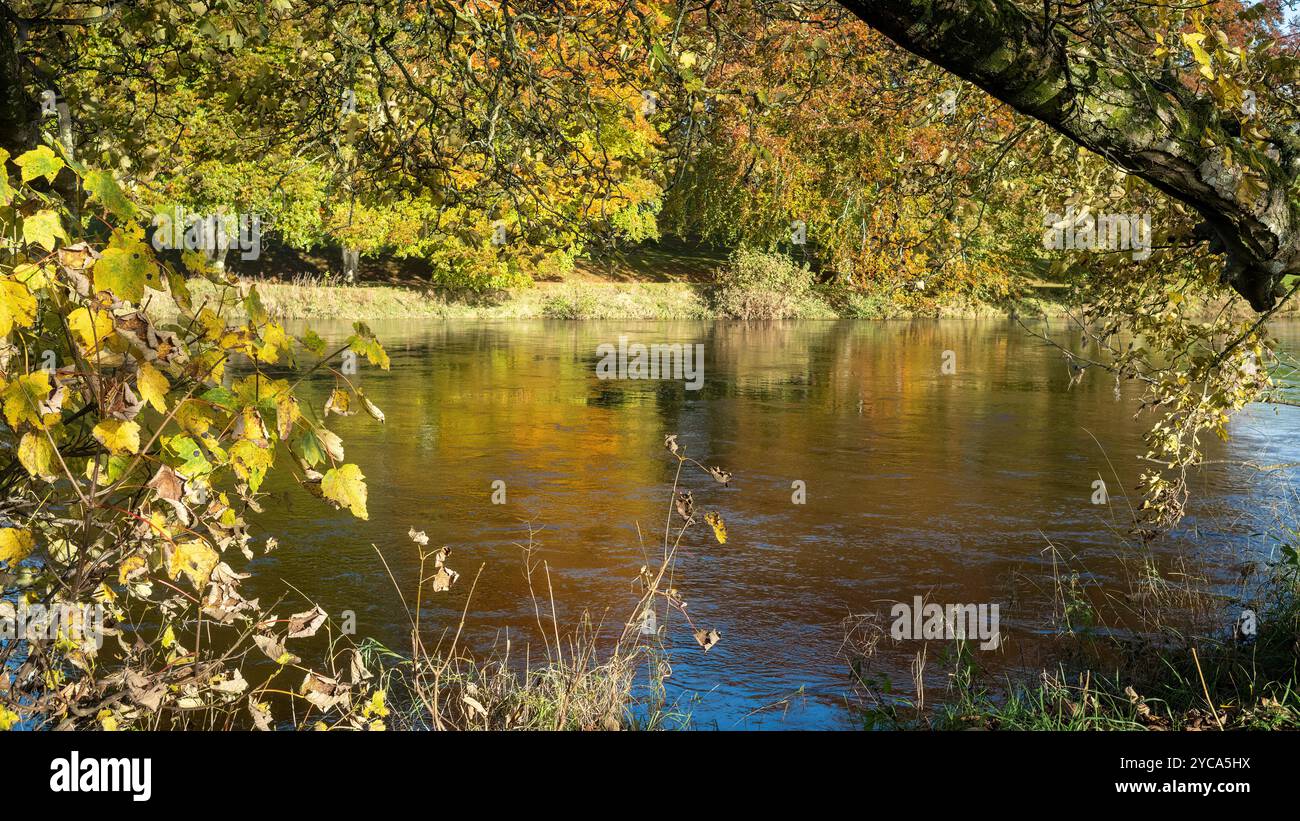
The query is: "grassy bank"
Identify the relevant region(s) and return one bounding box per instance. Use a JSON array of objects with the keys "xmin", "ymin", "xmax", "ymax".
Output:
[
  {"xmin": 181, "ymin": 275, "xmax": 1071, "ymax": 322},
  {"xmin": 180, "ymin": 242, "xmax": 1294, "ymax": 322},
  {"xmin": 181, "ymin": 241, "xmax": 1075, "ymax": 321},
  {"xmin": 927, "ymin": 599, "xmax": 1300, "ymax": 731}
]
